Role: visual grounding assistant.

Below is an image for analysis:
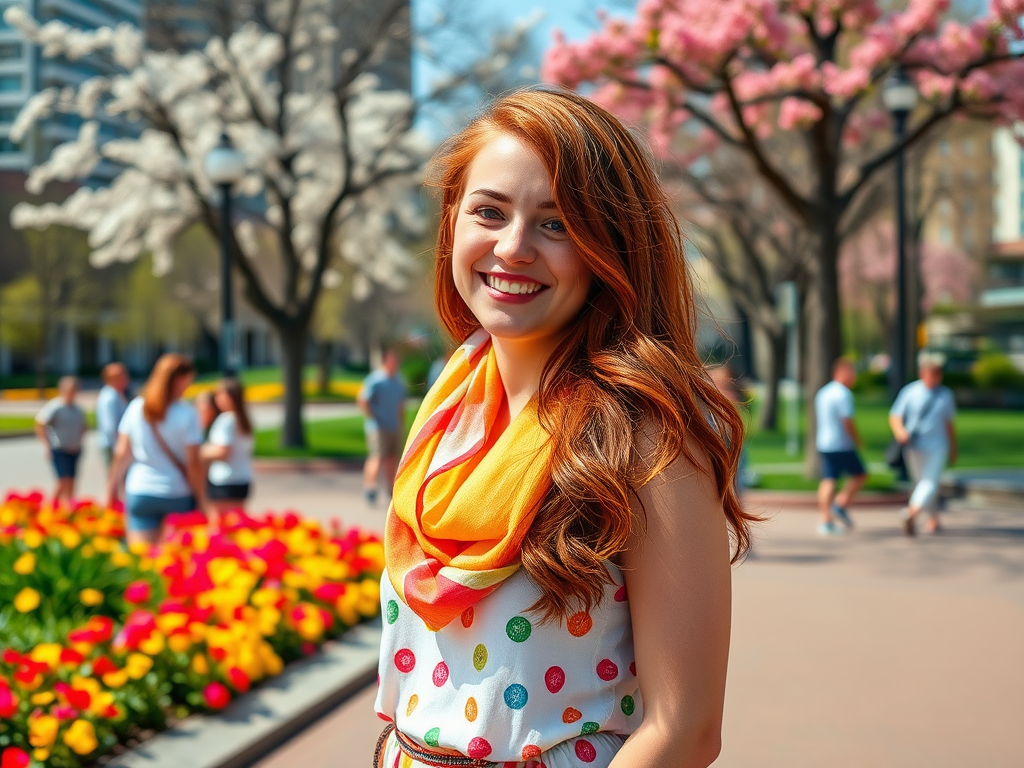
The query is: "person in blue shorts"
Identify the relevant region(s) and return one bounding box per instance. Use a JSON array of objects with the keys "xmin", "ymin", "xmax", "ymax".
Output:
[
  {"xmin": 358, "ymin": 348, "xmax": 407, "ymax": 505},
  {"xmin": 814, "ymin": 358, "xmax": 866, "ymax": 535}
]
